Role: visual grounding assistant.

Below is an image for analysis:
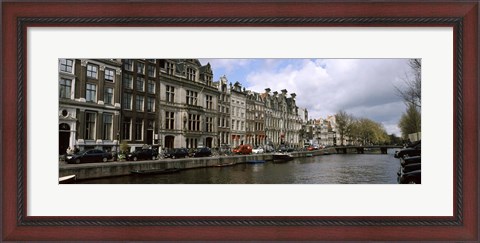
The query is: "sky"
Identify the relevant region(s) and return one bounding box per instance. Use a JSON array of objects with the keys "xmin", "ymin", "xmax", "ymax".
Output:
[{"xmin": 199, "ymin": 58, "xmax": 414, "ymax": 136}]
